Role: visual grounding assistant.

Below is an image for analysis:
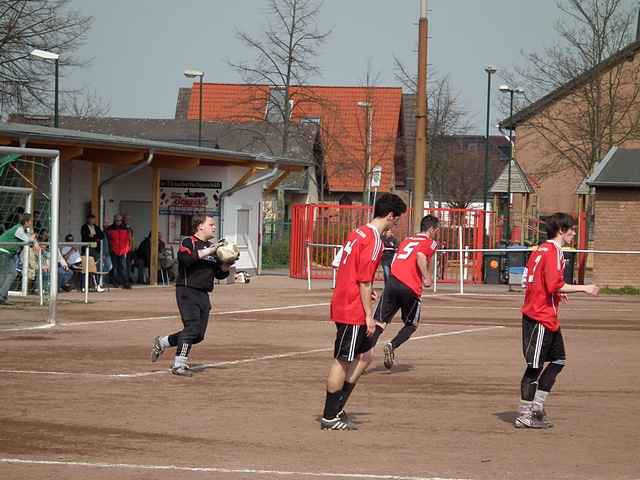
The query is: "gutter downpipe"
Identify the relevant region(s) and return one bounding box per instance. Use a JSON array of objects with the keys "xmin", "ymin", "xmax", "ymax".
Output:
[
  {"xmin": 218, "ymin": 166, "xmax": 280, "ymax": 240},
  {"xmin": 98, "ymin": 151, "xmax": 154, "ymax": 277}
]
